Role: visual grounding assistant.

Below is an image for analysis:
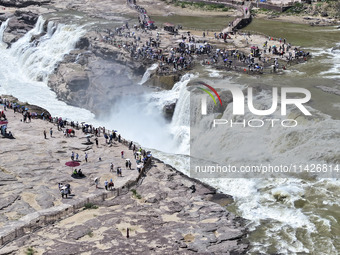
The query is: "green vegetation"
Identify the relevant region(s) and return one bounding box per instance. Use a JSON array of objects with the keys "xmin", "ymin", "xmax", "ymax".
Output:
[
  {"xmin": 26, "ymin": 247, "xmax": 35, "ymax": 255},
  {"xmin": 131, "ymin": 189, "xmax": 142, "ymax": 199},
  {"xmin": 87, "ymin": 231, "xmax": 94, "ymax": 237},
  {"xmin": 252, "ymin": 7, "xmax": 280, "ymax": 16},
  {"xmin": 286, "ymin": 3, "xmax": 305, "ymax": 14},
  {"xmin": 172, "ymin": 1, "xmax": 230, "ymax": 11},
  {"xmin": 259, "ymin": 8, "xmax": 270, "ymax": 12},
  {"xmin": 83, "ymin": 203, "xmax": 98, "ymax": 210}
]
